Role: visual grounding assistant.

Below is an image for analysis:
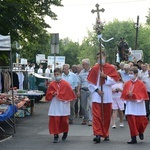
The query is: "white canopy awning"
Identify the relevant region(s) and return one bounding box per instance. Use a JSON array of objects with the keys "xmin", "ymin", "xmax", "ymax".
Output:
[
  {"xmin": 33, "ymin": 73, "xmax": 52, "ymax": 80},
  {"xmin": 0, "ymin": 34, "xmax": 11, "ymax": 51}
]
